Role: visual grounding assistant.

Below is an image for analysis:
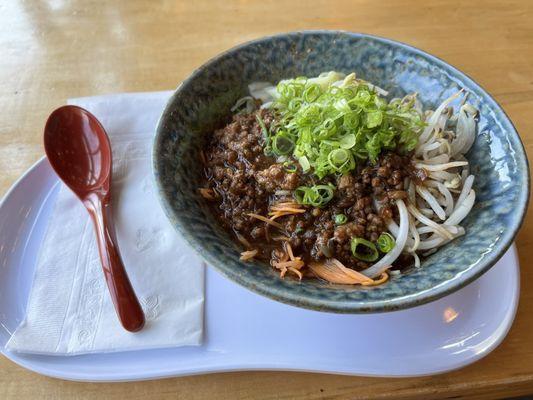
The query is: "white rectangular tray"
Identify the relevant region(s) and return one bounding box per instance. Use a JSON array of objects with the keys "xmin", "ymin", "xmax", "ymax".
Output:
[{"xmin": 0, "ymin": 159, "xmax": 519, "ymax": 381}]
